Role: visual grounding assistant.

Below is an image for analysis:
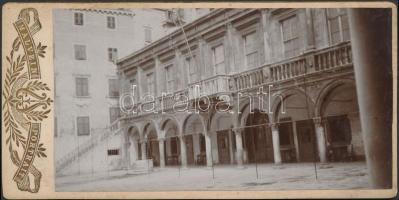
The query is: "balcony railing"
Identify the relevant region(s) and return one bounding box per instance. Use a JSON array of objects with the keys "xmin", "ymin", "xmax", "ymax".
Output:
[
  {"xmin": 188, "ymin": 75, "xmax": 231, "ymax": 99},
  {"xmin": 125, "ymin": 42, "xmax": 352, "ymax": 117}
]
